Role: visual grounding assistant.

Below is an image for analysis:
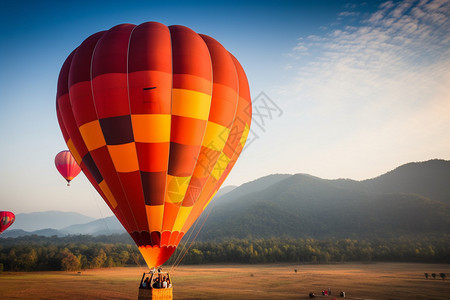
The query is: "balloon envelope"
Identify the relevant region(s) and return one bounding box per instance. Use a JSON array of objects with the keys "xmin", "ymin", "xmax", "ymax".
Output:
[
  {"xmin": 55, "ymin": 150, "xmax": 82, "ymax": 185},
  {"xmin": 56, "ymin": 22, "xmax": 252, "ymax": 268},
  {"xmin": 0, "ymin": 211, "xmax": 15, "ymax": 234}
]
